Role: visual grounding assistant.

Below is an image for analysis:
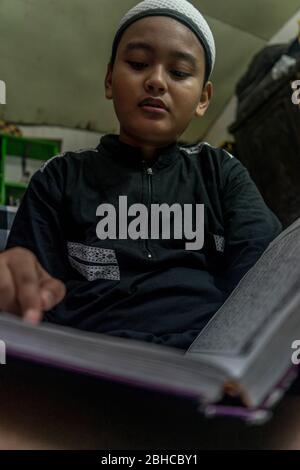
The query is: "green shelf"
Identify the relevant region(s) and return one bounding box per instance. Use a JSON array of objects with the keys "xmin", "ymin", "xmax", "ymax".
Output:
[
  {"xmin": 5, "ymin": 181, "xmax": 28, "ymax": 188},
  {"xmin": 0, "ymin": 134, "xmax": 60, "ymax": 205},
  {"xmin": 4, "ymin": 134, "xmax": 59, "ymax": 161}
]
